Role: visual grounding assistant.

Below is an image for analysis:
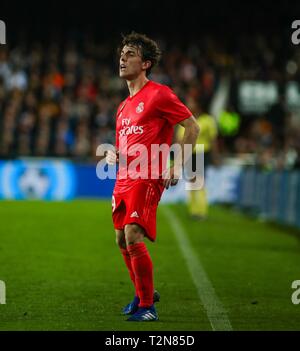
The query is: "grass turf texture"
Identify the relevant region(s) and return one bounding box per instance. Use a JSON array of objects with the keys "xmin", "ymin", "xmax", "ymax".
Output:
[{"xmin": 0, "ymin": 200, "xmax": 300, "ymax": 330}]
